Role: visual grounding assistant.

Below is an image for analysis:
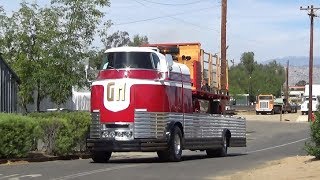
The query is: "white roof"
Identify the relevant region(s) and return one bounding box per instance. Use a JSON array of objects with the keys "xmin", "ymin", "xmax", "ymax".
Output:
[
  {"xmin": 289, "ymin": 91, "xmax": 303, "ymax": 95},
  {"xmin": 105, "ymin": 46, "xmax": 158, "ymax": 53}
]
